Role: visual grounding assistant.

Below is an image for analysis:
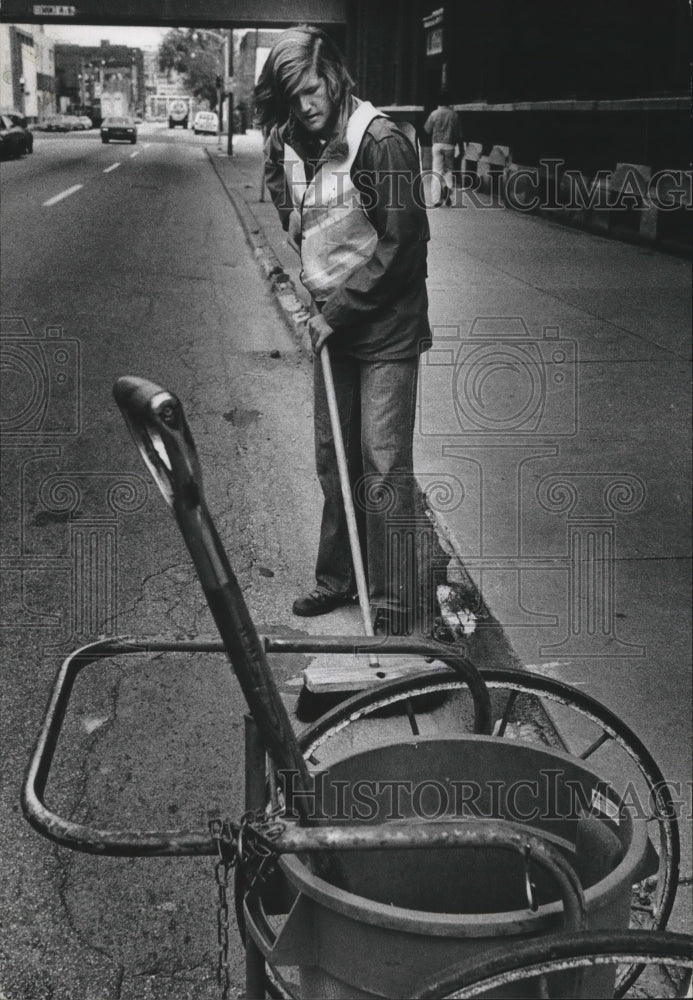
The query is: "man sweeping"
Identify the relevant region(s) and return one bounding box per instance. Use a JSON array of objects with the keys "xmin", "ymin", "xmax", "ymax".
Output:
[{"xmin": 256, "ymin": 26, "xmax": 432, "ymax": 636}]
